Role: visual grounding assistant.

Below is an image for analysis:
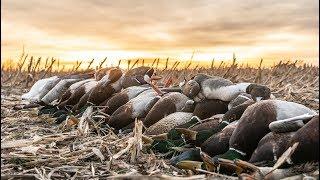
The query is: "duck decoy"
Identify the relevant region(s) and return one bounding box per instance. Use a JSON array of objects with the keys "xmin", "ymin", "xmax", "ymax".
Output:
[
  {"xmin": 182, "ymin": 74, "xmax": 271, "ymax": 103},
  {"xmin": 108, "ymin": 90, "xmax": 160, "ymax": 130},
  {"xmin": 41, "ymin": 78, "xmax": 81, "ymax": 105},
  {"xmin": 72, "ymin": 67, "xmax": 123, "ymax": 112},
  {"xmin": 57, "ymin": 79, "xmax": 94, "ymax": 105},
  {"xmin": 145, "ymin": 112, "xmax": 194, "ymax": 135},
  {"xmin": 201, "ymin": 121, "xmax": 239, "ymax": 157},
  {"xmin": 102, "ymin": 85, "xmax": 150, "ymax": 114},
  {"xmin": 227, "ymin": 93, "xmax": 252, "ymax": 110},
  {"xmin": 21, "ymin": 76, "xmax": 60, "ymax": 103},
  {"xmin": 285, "ymin": 115, "xmax": 319, "ymax": 164},
  {"xmin": 121, "ymin": 66, "xmax": 154, "ymax": 89},
  {"xmin": 192, "ymin": 99, "xmax": 228, "ymax": 119},
  {"xmin": 219, "ymin": 100, "xmax": 316, "ymax": 160},
  {"xmin": 182, "ymin": 74, "xmax": 232, "ymax": 102},
  {"xmin": 143, "ymin": 92, "xmax": 194, "ymax": 128},
  {"xmin": 248, "ymin": 131, "xmax": 295, "ymax": 164},
  {"xmin": 249, "ymin": 114, "xmax": 318, "ymax": 165},
  {"xmin": 169, "ymin": 121, "xmax": 239, "ymax": 166},
  {"xmin": 86, "ymin": 68, "xmax": 123, "ymax": 105},
  {"xmin": 222, "ymin": 99, "xmax": 255, "ymax": 123},
  {"xmin": 57, "ymin": 80, "xmax": 98, "ymax": 110}
]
